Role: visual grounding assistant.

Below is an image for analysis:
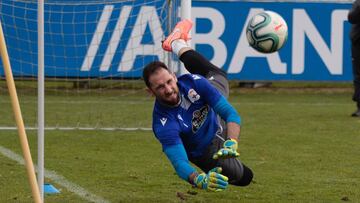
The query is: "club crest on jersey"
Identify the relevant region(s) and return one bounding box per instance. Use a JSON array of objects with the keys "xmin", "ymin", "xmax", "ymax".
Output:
[
  {"xmin": 192, "ymin": 105, "xmax": 209, "ymax": 133},
  {"xmin": 188, "ymin": 89, "xmax": 200, "ymax": 103},
  {"xmin": 160, "ymin": 117, "xmax": 167, "ymax": 126}
]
